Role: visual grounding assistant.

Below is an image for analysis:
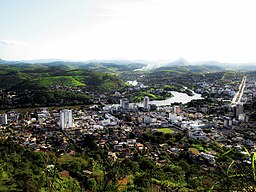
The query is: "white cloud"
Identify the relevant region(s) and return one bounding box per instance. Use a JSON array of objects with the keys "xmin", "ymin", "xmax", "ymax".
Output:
[{"xmin": 0, "ymin": 39, "xmax": 27, "ymax": 46}]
